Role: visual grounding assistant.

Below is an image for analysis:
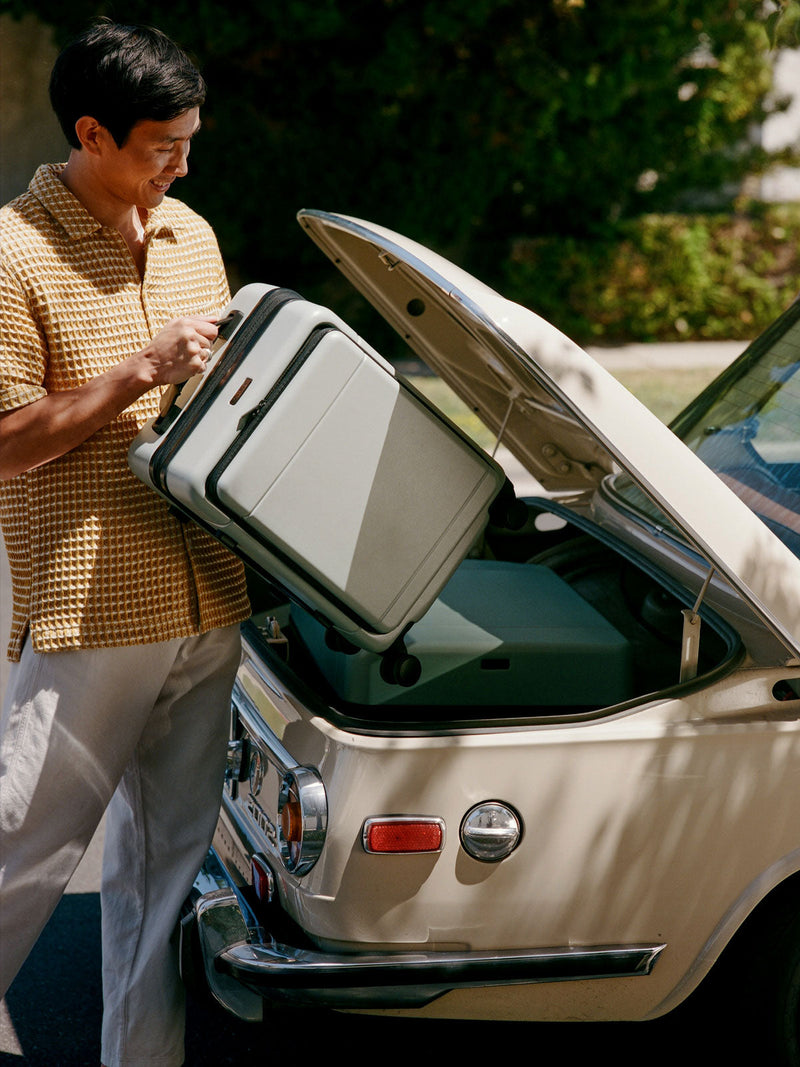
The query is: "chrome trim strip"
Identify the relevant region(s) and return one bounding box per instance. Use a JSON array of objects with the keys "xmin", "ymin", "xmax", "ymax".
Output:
[
  {"xmin": 232, "ymin": 678, "xmax": 298, "ymax": 777},
  {"xmin": 193, "ymin": 848, "xmax": 665, "ymax": 1010},
  {"xmin": 220, "ymin": 939, "xmax": 664, "ymax": 1000}
]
